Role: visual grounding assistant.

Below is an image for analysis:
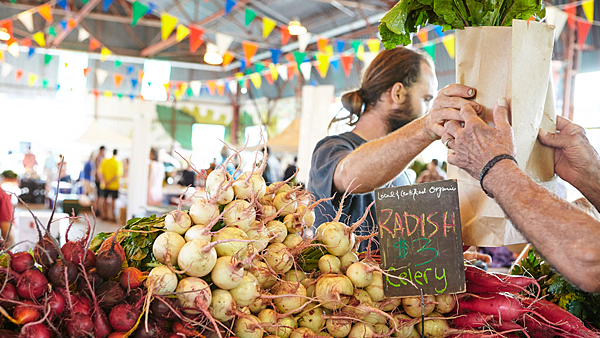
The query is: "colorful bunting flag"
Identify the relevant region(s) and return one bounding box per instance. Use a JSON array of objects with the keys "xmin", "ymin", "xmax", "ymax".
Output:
[
  {"xmin": 277, "ymin": 64, "xmax": 288, "ymax": 81},
  {"xmin": 423, "ymin": 44, "xmax": 435, "ymax": 62},
  {"xmin": 77, "ymin": 28, "xmax": 90, "ymax": 42},
  {"xmin": 245, "ymin": 8, "xmax": 256, "ymax": 27},
  {"xmin": 239, "ymin": 59, "xmax": 246, "ymax": 72},
  {"xmin": 287, "ymin": 64, "xmax": 296, "ymax": 81},
  {"xmin": 114, "ymin": 74, "xmax": 124, "ymax": 88},
  {"xmin": 315, "ymin": 53, "xmax": 330, "ymax": 78},
  {"xmin": 216, "ymin": 33, "xmax": 234, "ymax": 55},
  {"xmin": 131, "ymin": 78, "xmax": 138, "ymax": 88},
  {"xmin": 185, "ymin": 87, "xmax": 193, "ymax": 97},
  {"xmin": 222, "ymin": 51, "xmax": 235, "ymax": 68},
  {"xmin": 433, "ymin": 26, "xmax": 444, "ymax": 37},
  {"xmin": 564, "ymin": 5, "xmax": 576, "ymax": 30},
  {"xmin": 225, "ymin": 0, "xmax": 236, "ymax": 15},
  {"xmin": 350, "ymin": 40, "xmax": 361, "ymax": 55},
  {"xmin": 331, "ymin": 59, "xmax": 339, "ymax": 71},
  {"xmin": 206, "ymin": 81, "xmax": 216, "ymax": 95},
  {"xmin": 146, "ymin": 2, "xmax": 158, "ymax": 15},
  {"xmin": 250, "ymin": 73, "xmax": 262, "ymax": 89},
  {"xmin": 264, "ymin": 71, "xmax": 274, "ymax": 85},
  {"xmin": 269, "ymin": 63, "xmax": 278, "ymax": 81},
  {"xmin": 92, "ymin": 89, "xmax": 100, "ymax": 97},
  {"xmin": 7, "ymin": 41, "xmax": 19, "ymax": 58},
  {"xmin": 582, "ymin": 0, "xmax": 594, "ymax": 22},
  {"xmin": 317, "ymin": 37, "xmax": 329, "ymax": 52},
  {"xmin": 161, "ymin": 13, "xmax": 178, "ymax": 40},
  {"xmin": 269, "ymin": 48, "xmax": 282, "ymax": 65},
  {"xmin": 190, "ymin": 81, "xmax": 201, "ymax": 96},
  {"xmin": 28, "ymin": 73, "xmax": 38, "ymax": 87},
  {"xmin": 59, "ymin": 20, "xmax": 67, "ymax": 31},
  {"xmin": 263, "ymin": 17, "xmax": 277, "ymax": 39},
  {"xmin": 114, "ymin": 60, "xmax": 122, "ymax": 69},
  {"xmin": 131, "ymin": 1, "xmax": 148, "ymax": 26},
  {"xmin": 44, "ymin": 54, "xmax": 52, "ymax": 65},
  {"xmin": 356, "ymin": 44, "xmax": 365, "ymax": 61},
  {"xmin": 42, "ymin": 79, "xmax": 48, "ymax": 89},
  {"xmin": 546, "ymin": 7, "xmax": 568, "ymax": 41},
  {"xmin": 189, "ymin": 25, "xmax": 205, "ymax": 53},
  {"xmin": 15, "ymin": 69, "xmax": 24, "ymax": 81},
  {"xmin": 577, "ymin": 20, "xmax": 592, "ymax": 49},
  {"xmin": 298, "ymin": 33, "xmax": 311, "ymax": 53},
  {"xmin": 127, "ymin": 66, "xmax": 134, "ymax": 75},
  {"xmin": 416, "ymin": 29, "xmax": 428, "ymax": 44},
  {"xmin": 0, "ymin": 20, "xmax": 13, "ymax": 39},
  {"xmin": 1, "ymin": 63, "xmax": 13, "ymax": 78},
  {"xmin": 336, "ymin": 39, "xmax": 346, "ymax": 53},
  {"xmin": 57, "ymin": 0, "xmax": 68, "ymax": 10},
  {"xmin": 227, "ymin": 80, "xmax": 237, "ymax": 94},
  {"xmin": 27, "ymin": 47, "xmax": 35, "ymax": 58},
  {"xmin": 117, "ymin": 93, "xmax": 123, "ymax": 99},
  {"xmin": 293, "ymin": 51, "xmax": 306, "ymax": 74},
  {"xmin": 17, "ymin": 11, "xmax": 34, "ymax": 32},
  {"xmin": 442, "ymin": 34, "xmax": 455, "ymax": 59},
  {"xmin": 242, "ymin": 41, "xmax": 259, "ymax": 64},
  {"xmin": 37, "ymin": 4, "xmax": 53, "ymax": 23},
  {"xmin": 216, "ymin": 82, "xmax": 225, "ymax": 96},
  {"xmin": 83, "ymin": 67, "xmax": 90, "ymax": 76},
  {"xmin": 103, "ymin": 91, "xmax": 112, "ymax": 98},
  {"xmin": 340, "ymin": 54, "xmax": 353, "ymax": 77},
  {"xmin": 48, "ymin": 26, "xmax": 56, "ymax": 37},
  {"xmin": 281, "ymin": 26, "xmax": 291, "ymax": 46},
  {"xmin": 95, "ymin": 69, "xmax": 108, "ymax": 85},
  {"xmin": 175, "ymin": 24, "xmax": 190, "ymax": 42},
  {"xmin": 100, "ymin": 47, "xmax": 112, "ymax": 61},
  {"xmin": 366, "ymin": 38, "xmax": 380, "ymax": 54},
  {"xmin": 32, "ymin": 32, "xmax": 45, "ymax": 47},
  {"xmin": 67, "ymin": 18, "xmax": 78, "ymax": 31},
  {"xmin": 89, "ymin": 38, "xmax": 101, "ymax": 51},
  {"xmin": 103, "ymin": 0, "xmax": 114, "ymax": 12},
  {"xmin": 0, "ymin": 51, "xmax": 3, "ymax": 62},
  {"xmin": 300, "ymin": 62, "xmax": 311, "ymax": 81}
]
